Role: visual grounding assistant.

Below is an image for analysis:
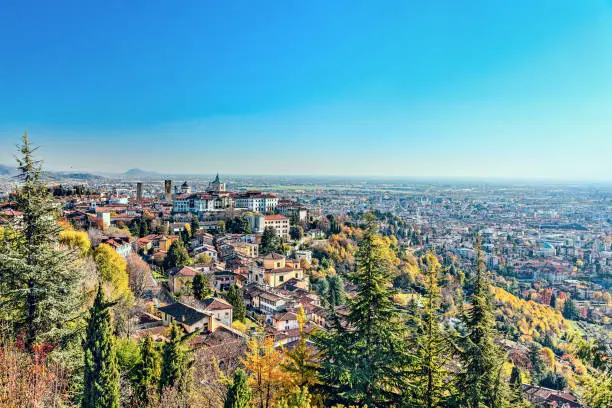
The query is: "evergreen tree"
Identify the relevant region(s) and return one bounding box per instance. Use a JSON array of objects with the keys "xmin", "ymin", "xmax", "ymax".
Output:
[
  {"xmin": 139, "ymin": 218, "xmax": 149, "ymax": 237},
  {"xmin": 315, "ymin": 214, "xmax": 411, "ymax": 406},
  {"xmin": 0, "ymin": 133, "xmax": 84, "ymax": 351},
  {"xmin": 190, "ymin": 215, "xmax": 200, "ymax": 234},
  {"xmin": 132, "ymin": 334, "xmax": 161, "ymax": 408},
  {"xmin": 563, "ymin": 297, "xmax": 579, "ymax": 320},
  {"xmin": 163, "ymin": 240, "xmax": 190, "ymax": 270},
  {"xmin": 159, "ymin": 323, "xmax": 193, "ymax": 393},
  {"xmin": 260, "ymin": 227, "xmax": 280, "ymax": 254},
  {"xmin": 82, "ymin": 286, "xmax": 120, "ymax": 408},
  {"xmin": 224, "ymin": 369, "xmax": 252, "ymax": 408},
  {"xmin": 290, "ymin": 225, "xmax": 304, "ymax": 241},
  {"xmin": 528, "ymin": 342, "xmax": 546, "ymax": 382},
  {"xmin": 407, "ymin": 253, "xmax": 451, "ymax": 408},
  {"xmin": 550, "ymin": 292, "xmax": 557, "ymax": 308},
  {"xmin": 225, "ymin": 285, "xmax": 246, "ymax": 322},
  {"xmin": 180, "ymin": 227, "xmax": 191, "ymax": 247},
  {"xmin": 325, "ymin": 274, "xmax": 345, "ymax": 308},
  {"xmin": 509, "ymin": 366, "xmax": 528, "ymax": 406},
  {"xmin": 455, "ymin": 247, "xmax": 509, "ymax": 408},
  {"xmin": 193, "ymin": 273, "xmax": 212, "ymax": 301}
]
